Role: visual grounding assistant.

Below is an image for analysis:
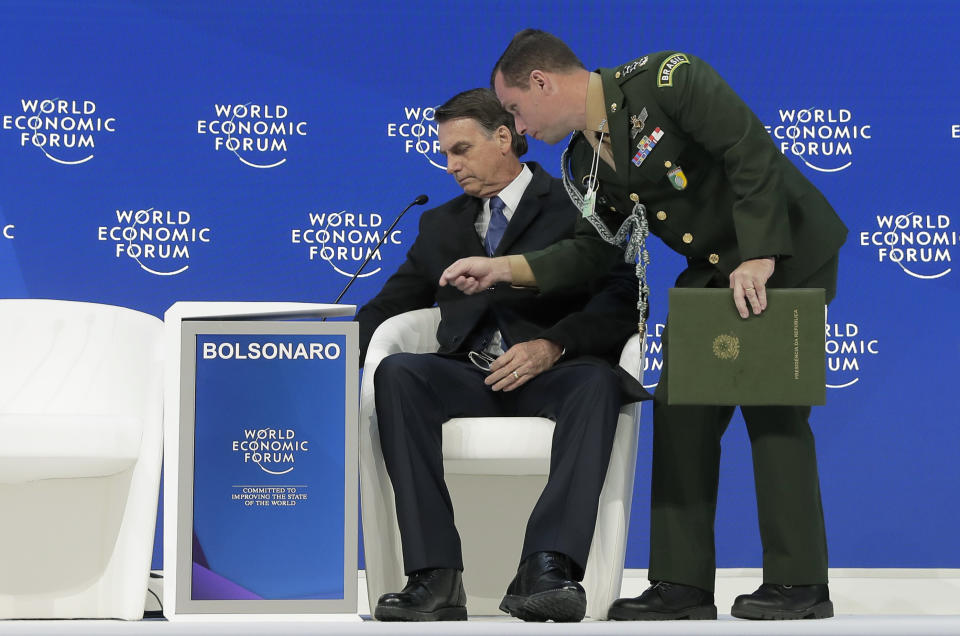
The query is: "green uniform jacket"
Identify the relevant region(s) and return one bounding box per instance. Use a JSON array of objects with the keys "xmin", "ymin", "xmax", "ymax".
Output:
[{"xmin": 526, "ymin": 51, "xmax": 849, "ymax": 292}]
